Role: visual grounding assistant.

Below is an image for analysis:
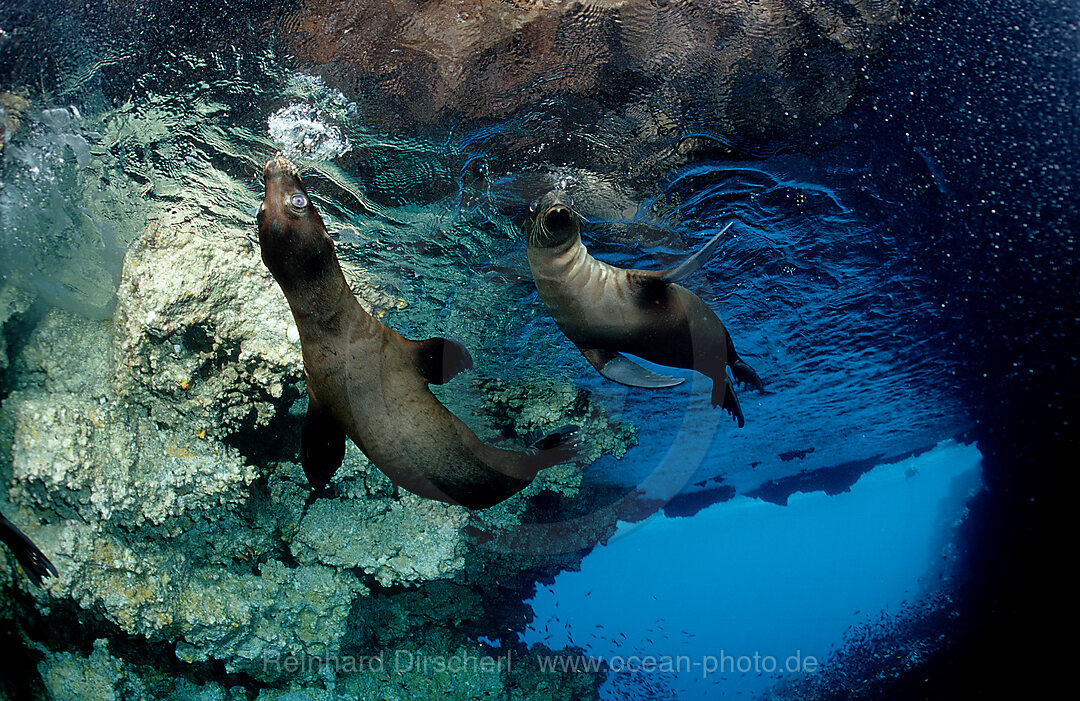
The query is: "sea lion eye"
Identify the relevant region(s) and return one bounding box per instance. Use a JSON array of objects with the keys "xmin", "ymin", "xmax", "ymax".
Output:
[
  {"xmin": 530, "ymin": 200, "xmax": 539, "ymax": 213},
  {"xmin": 291, "ymin": 193, "xmax": 309, "ymax": 208}
]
